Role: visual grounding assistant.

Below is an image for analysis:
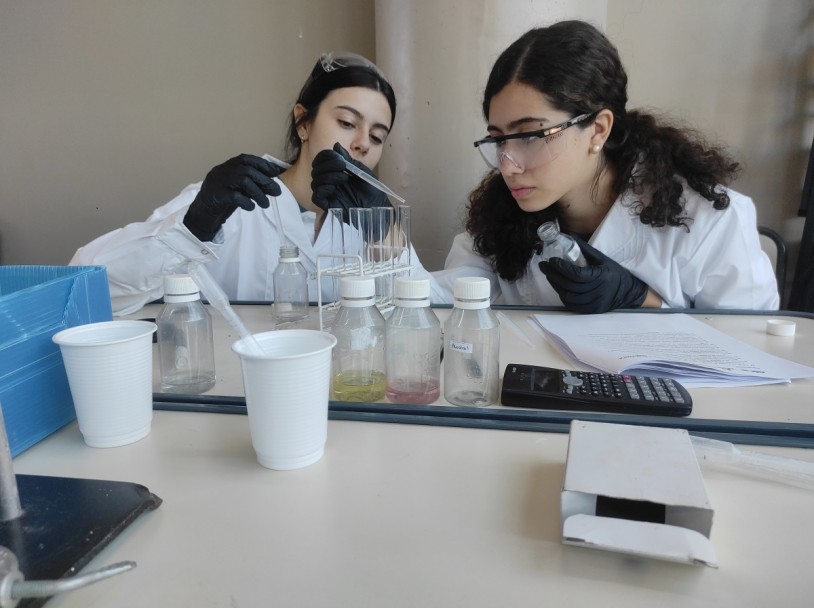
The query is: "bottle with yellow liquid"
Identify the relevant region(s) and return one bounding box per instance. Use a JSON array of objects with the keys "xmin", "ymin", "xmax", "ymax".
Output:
[{"xmin": 330, "ymin": 276, "xmax": 386, "ymax": 402}]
